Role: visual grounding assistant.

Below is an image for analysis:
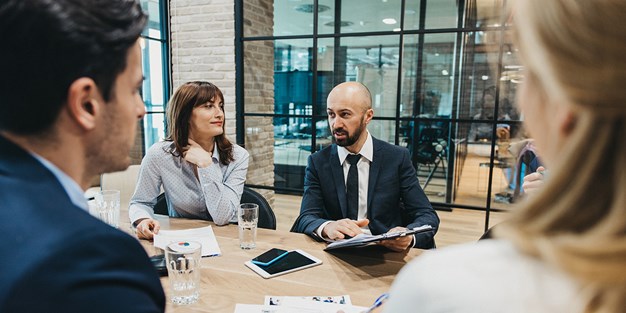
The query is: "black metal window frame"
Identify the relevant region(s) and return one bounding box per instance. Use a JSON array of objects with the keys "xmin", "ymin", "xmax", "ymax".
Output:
[{"xmin": 235, "ymin": 0, "xmax": 514, "ymax": 231}]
